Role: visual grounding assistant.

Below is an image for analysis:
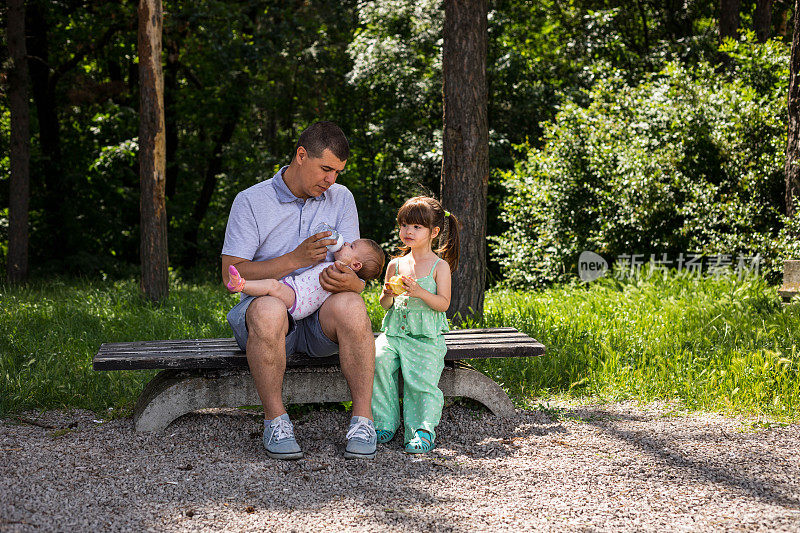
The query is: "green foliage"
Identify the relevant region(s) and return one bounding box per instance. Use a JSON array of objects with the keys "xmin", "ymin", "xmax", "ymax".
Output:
[
  {"xmin": 344, "ymin": 0, "xmax": 723, "ymax": 259},
  {"xmin": 0, "ymin": 106, "xmax": 9, "ymax": 270},
  {"xmin": 1, "ymin": 0, "xmax": 795, "ymax": 287},
  {"xmin": 1, "ymin": 0, "xmax": 364, "ymax": 279},
  {"xmin": 492, "ymin": 37, "xmax": 791, "ymax": 287},
  {"xmin": 777, "ymin": 198, "xmax": 800, "ymax": 260},
  {"xmin": 345, "ymin": 0, "xmax": 444, "ymax": 248}
]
